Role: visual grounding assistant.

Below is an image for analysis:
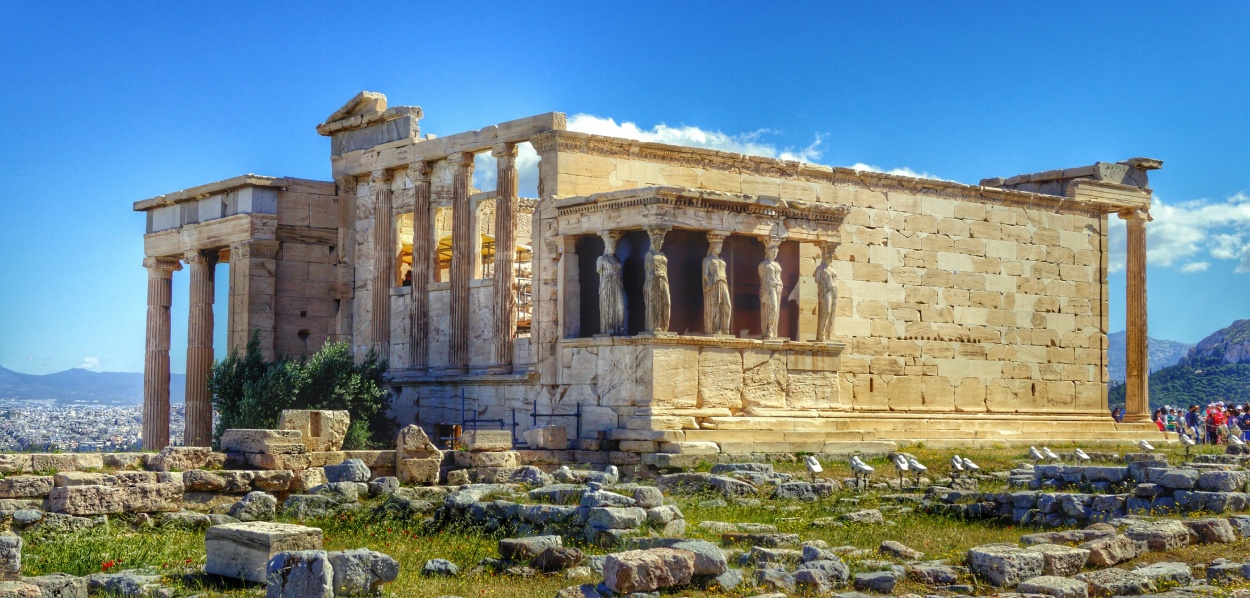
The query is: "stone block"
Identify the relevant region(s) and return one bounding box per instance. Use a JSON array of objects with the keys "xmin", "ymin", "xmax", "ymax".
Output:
[
  {"xmin": 324, "ymin": 459, "xmax": 371, "ymax": 483},
  {"xmin": 966, "ymin": 544, "xmax": 1043, "ymax": 587},
  {"xmin": 21, "ymin": 573, "xmax": 86, "ymax": 598},
  {"xmin": 265, "ymin": 550, "xmax": 333, "ymax": 598},
  {"xmin": 523, "ymin": 426, "xmax": 569, "ymax": 450},
  {"xmin": 1080, "ymin": 534, "xmax": 1140, "ymax": 567},
  {"xmin": 0, "ymin": 477, "xmax": 52, "ymax": 499},
  {"xmin": 0, "ymin": 581, "xmax": 39, "ymax": 597},
  {"xmin": 1184, "ymin": 518, "xmax": 1237, "ymax": 544},
  {"xmin": 499, "ymin": 535, "xmax": 563, "ymax": 562},
  {"xmin": 1026, "ymin": 544, "xmax": 1089, "ymax": 577},
  {"xmin": 452, "ymin": 451, "xmax": 519, "ymax": 468},
  {"xmin": 206, "ymin": 522, "xmax": 324, "ymax": 583},
  {"xmin": 52, "ymin": 473, "xmax": 116, "ymax": 488},
  {"xmin": 147, "ymin": 446, "xmax": 226, "ymax": 472},
  {"xmin": 461, "ymin": 430, "xmax": 512, "ymax": 451},
  {"xmin": 327, "ymin": 548, "xmax": 400, "ymax": 596},
  {"xmin": 0, "ymin": 536, "xmax": 19, "ymax": 581},
  {"xmin": 222, "ymin": 429, "xmax": 306, "ymax": 455},
  {"xmin": 397, "ymin": 458, "xmax": 440, "ymax": 485},
  {"xmin": 279, "ymin": 410, "xmax": 351, "ymax": 452},
  {"xmin": 602, "ymin": 548, "xmax": 696, "ymax": 594},
  {"xmin": 1017, "ymin": 575, "xmax": 1088, "ymax": 598},
  {"xmin": 396, "ymin": 425, "xmax": 442, "ymax": 459},
  {"xmin": 1125, "ymin": 520, "xmax": 1190, "ymax": 551}
]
